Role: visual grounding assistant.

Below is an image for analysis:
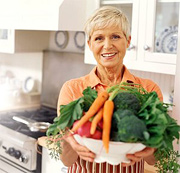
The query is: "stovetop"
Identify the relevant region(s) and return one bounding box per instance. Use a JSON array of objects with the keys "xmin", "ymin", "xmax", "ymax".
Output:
[{"xmin": 0, "ymin": 106, "xmax": 57, "ymax": 139}]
